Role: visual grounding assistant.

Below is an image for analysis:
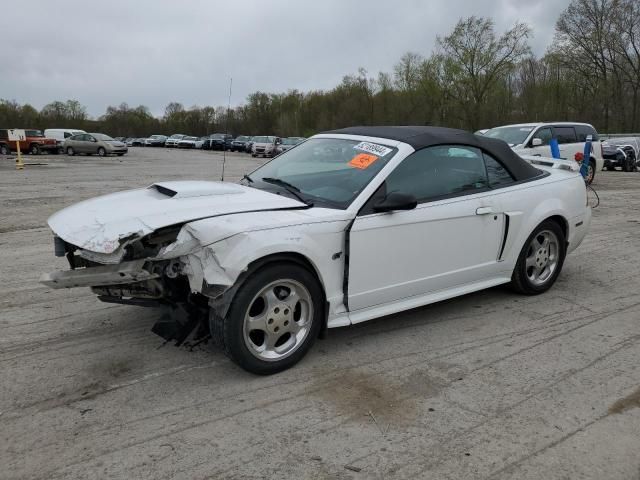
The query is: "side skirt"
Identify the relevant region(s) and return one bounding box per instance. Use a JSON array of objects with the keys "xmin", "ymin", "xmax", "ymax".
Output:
[{"xmin": 327, "ymin": 276, "xmax": 511, "ymax": 328}]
